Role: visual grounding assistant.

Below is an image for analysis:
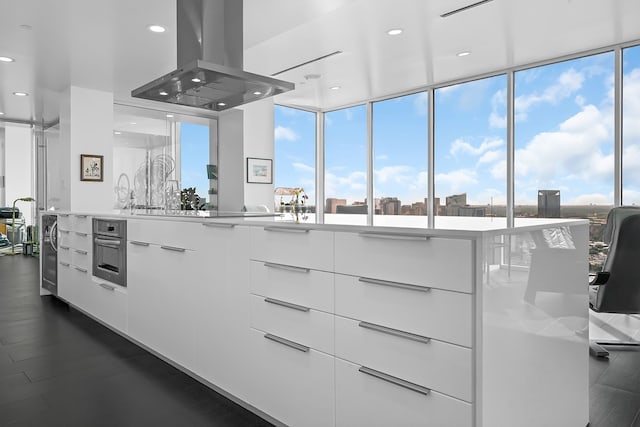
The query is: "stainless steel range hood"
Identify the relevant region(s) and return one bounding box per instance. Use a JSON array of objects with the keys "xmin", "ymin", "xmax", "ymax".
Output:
[{"xmin": 131, "ymin": 0, "xmax": 294, "ymax": 112}]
